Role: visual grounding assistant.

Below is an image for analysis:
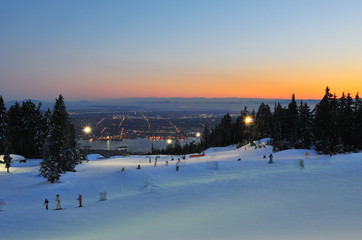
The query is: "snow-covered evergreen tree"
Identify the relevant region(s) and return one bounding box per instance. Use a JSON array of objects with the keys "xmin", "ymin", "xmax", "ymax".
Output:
[
  {"xmin": 40, "ymin": 95, "xmax": 82, "ymax": 182},
  {"xmin": 40, "ymin": 137, "xmax": 61, "ymax": 183},
  {"xmin": 21, "ymin": 100, "xmax": 47, "ymax": 157},
  {"xmin": 70, "ymin": 125, "xmax": 83, "ymax": 166},
  {"xmin": 32, "ymin": 105, "xmax": 47, "ymax": 158}
]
